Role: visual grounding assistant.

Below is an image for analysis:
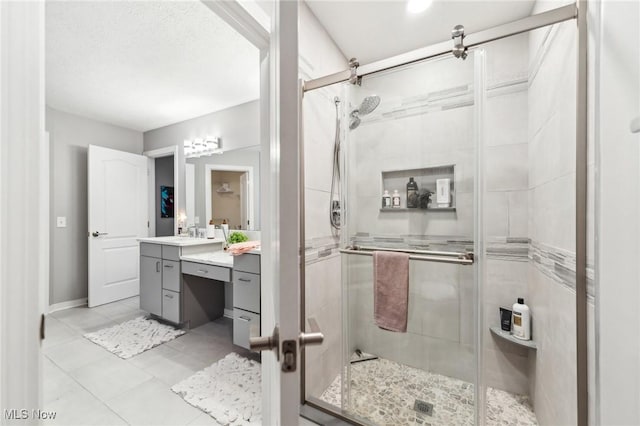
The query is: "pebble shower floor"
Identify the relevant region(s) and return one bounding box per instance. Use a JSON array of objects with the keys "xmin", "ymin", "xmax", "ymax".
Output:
[{"xmin": 319, "ymin": 355, "xmax": 538, "ymax": 426}]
